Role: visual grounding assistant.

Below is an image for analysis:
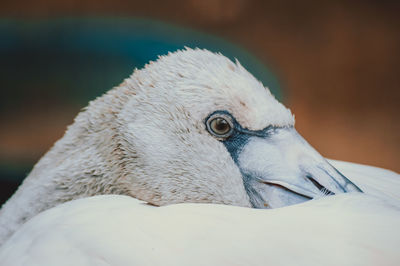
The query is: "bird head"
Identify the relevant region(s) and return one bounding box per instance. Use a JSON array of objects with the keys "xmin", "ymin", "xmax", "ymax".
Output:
[{"xmin": 109, "ymin": 48, "xmax": 361, "ymax": 208}]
